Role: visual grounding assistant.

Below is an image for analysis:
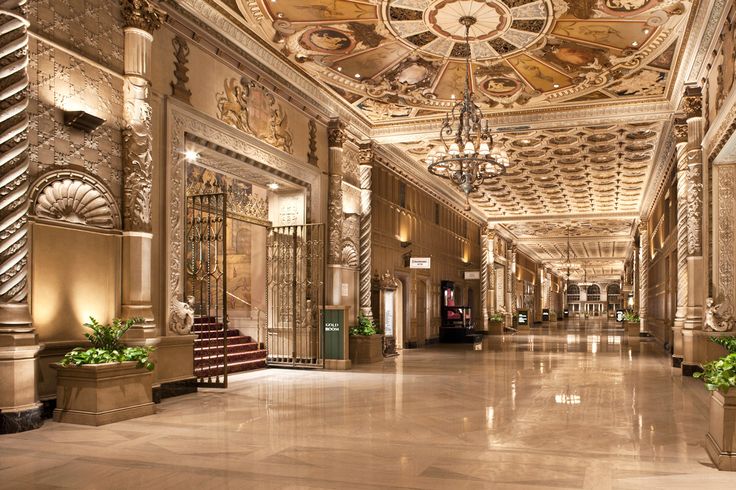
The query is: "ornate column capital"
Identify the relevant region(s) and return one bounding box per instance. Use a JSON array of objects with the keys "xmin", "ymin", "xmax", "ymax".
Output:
[
  {"xmin": 358, "ymin": 141, "xmax": 374, "ymax": 166},
  {"xmin": 120, "ymin": 0, "xmax": 166, "ymax": 32},
  {"xmin": 681, "ymin": 85, "xmax": 702, "ymax": 121},
  {"xmin": 674, "ymin": 115, "xmax": 689, "ymax": 144},
  {"xmin": 328, "ymin": 119, "xmax": 346, "ymax": 149}
]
